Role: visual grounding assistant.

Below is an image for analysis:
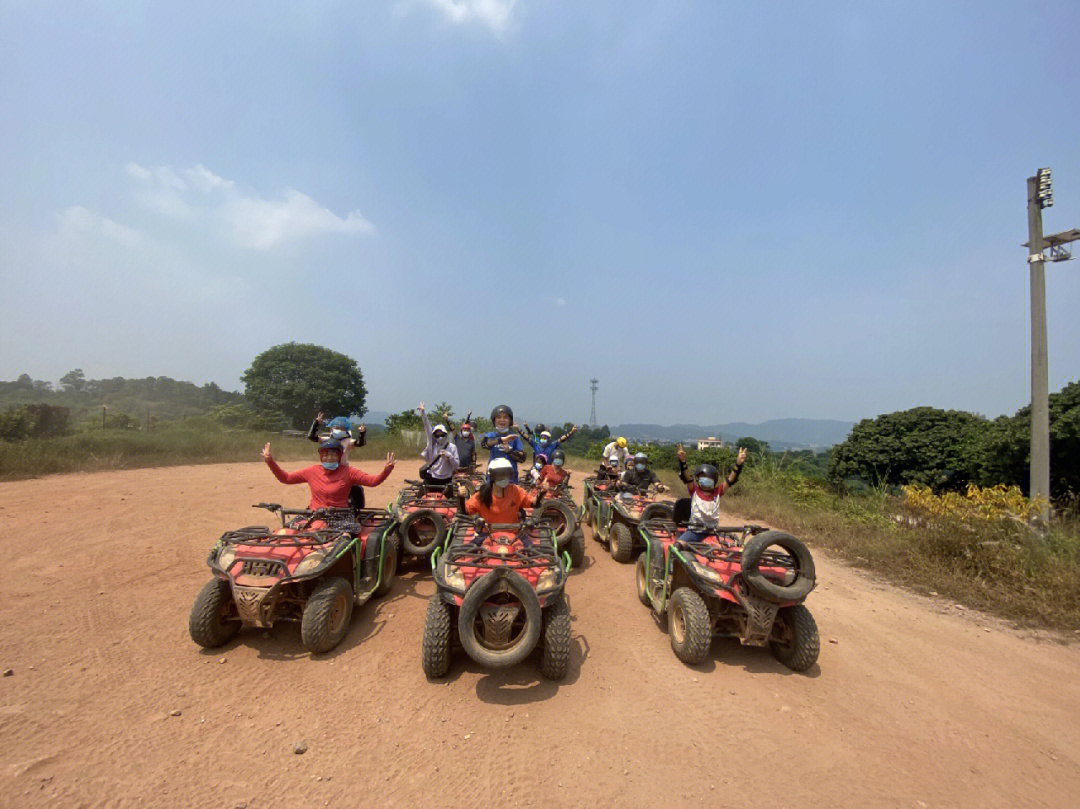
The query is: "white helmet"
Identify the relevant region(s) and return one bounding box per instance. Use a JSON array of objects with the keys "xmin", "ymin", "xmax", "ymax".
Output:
[{"xmin": 486, "ymin": 457, "xmax": 515, "ymax": 488}]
